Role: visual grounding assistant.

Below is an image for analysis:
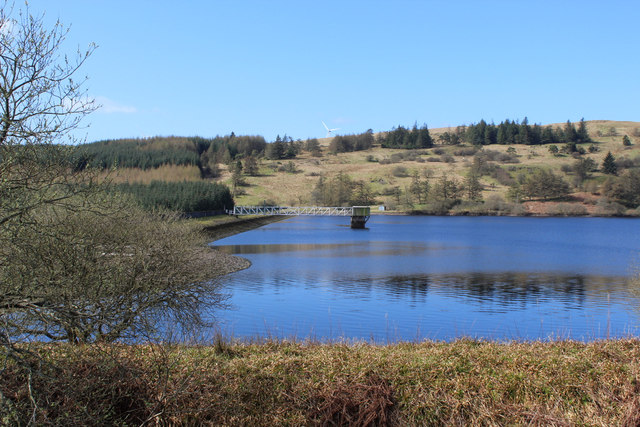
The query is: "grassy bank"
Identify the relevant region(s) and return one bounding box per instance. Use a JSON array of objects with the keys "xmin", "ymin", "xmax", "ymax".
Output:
[{"xmin": 3, "ymin": 339, "xmax": 640, "ymax": 425}]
